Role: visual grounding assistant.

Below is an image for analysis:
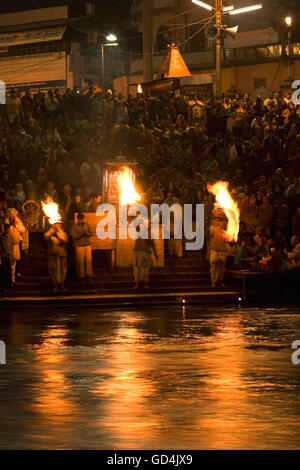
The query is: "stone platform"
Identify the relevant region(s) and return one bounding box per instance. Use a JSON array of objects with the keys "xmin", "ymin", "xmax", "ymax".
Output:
[{"xmin": 0, "ymin": 290, "xmax": 240, "ymax": 308}]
